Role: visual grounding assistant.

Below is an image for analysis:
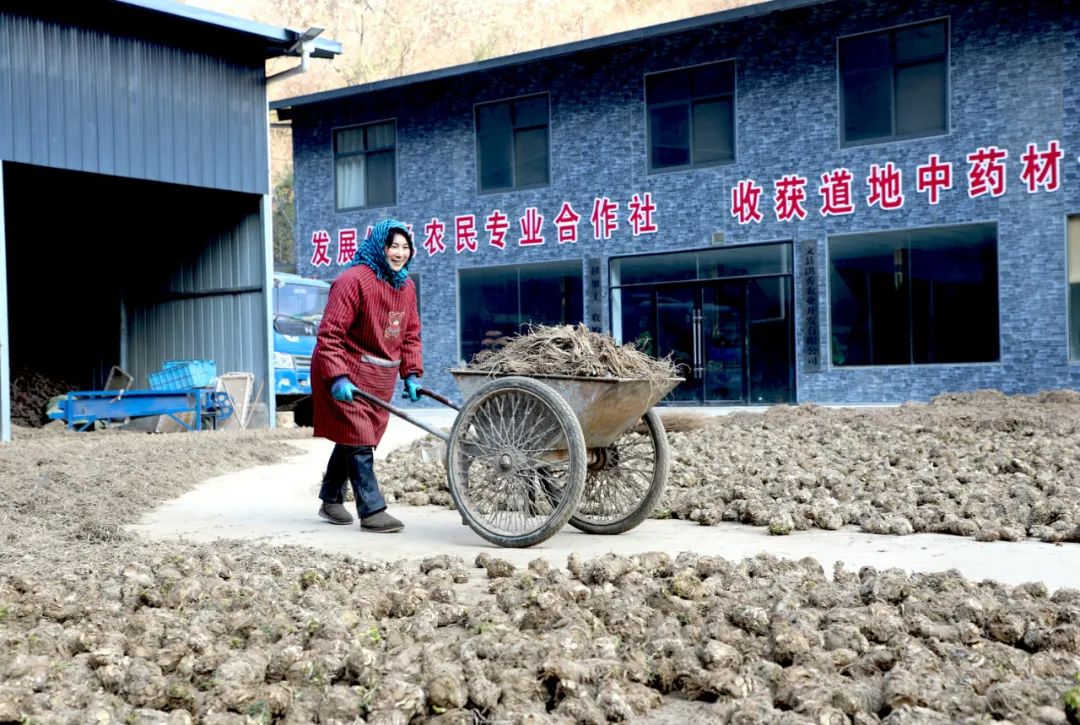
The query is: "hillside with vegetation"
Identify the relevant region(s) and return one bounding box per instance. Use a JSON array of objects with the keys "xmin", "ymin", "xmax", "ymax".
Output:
[
  {"xmin": 186, "ymin": 0, "xmax": 763, "ymax": 104},
  {"xmin": 179, "ymin": 0, "xmax": 764, "ymax": 264}
]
